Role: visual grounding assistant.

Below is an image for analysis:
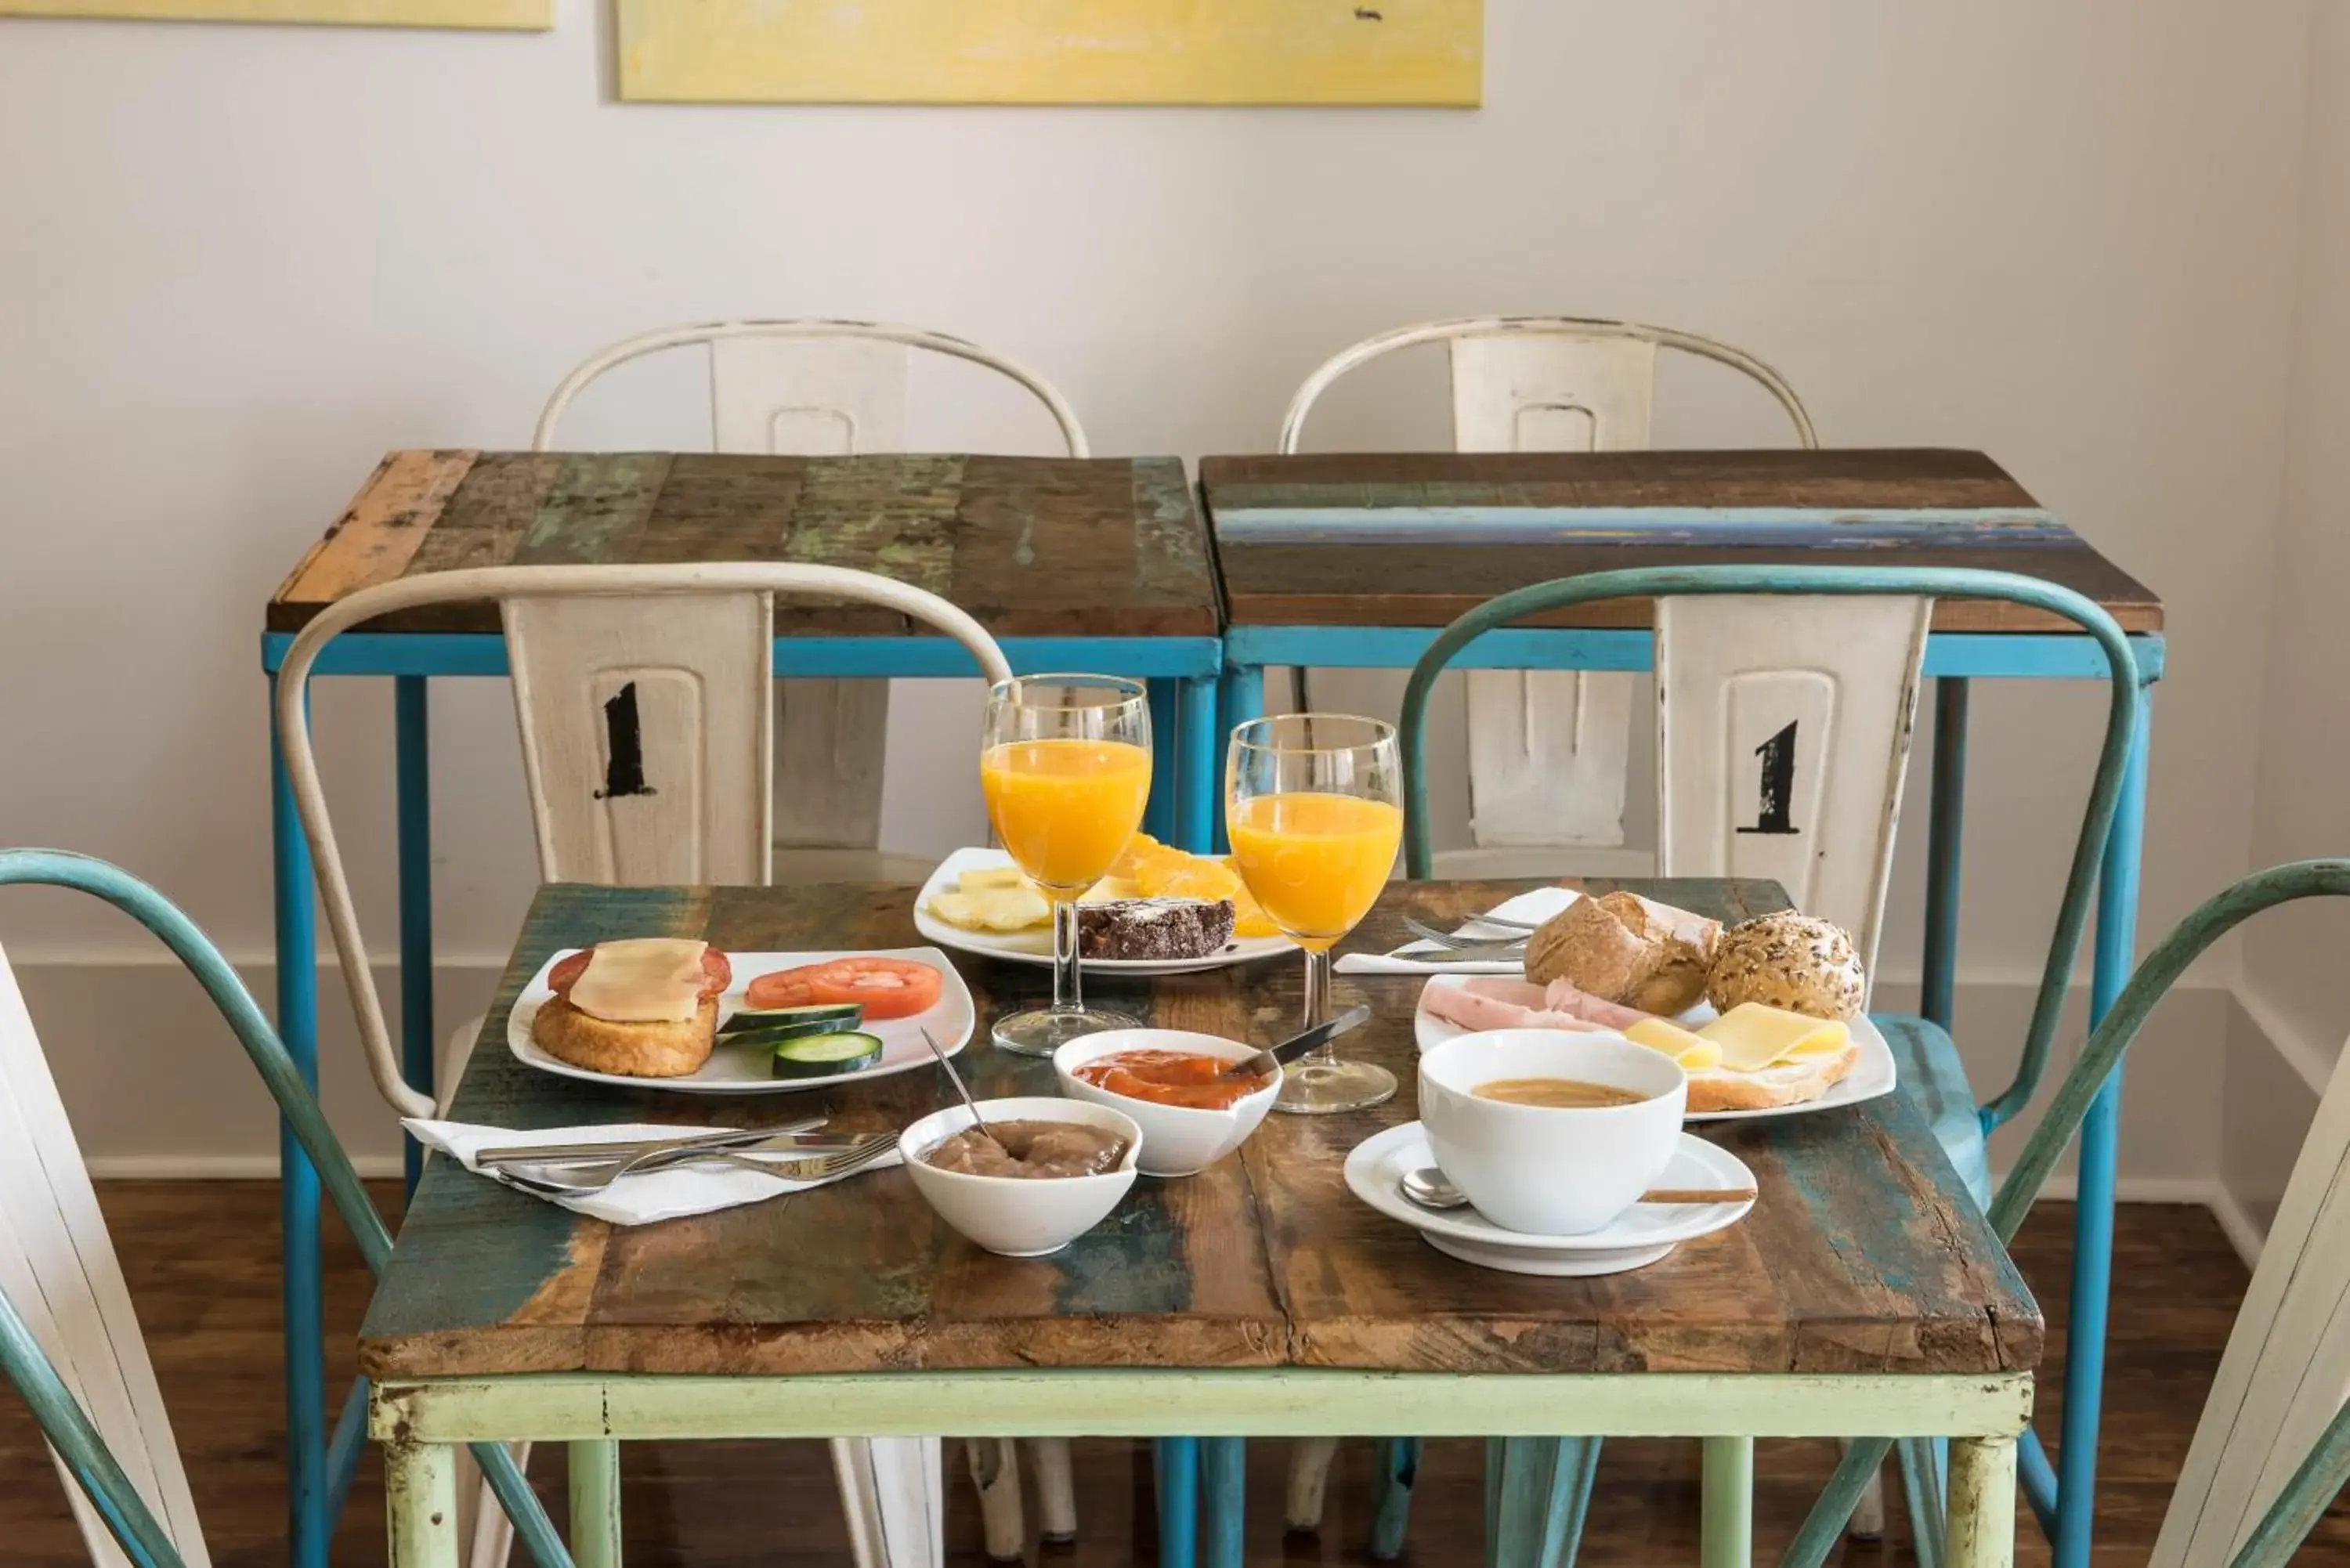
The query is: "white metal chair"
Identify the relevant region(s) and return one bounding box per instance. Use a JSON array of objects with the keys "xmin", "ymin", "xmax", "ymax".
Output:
[
  {"xmin": 534, "ymin": 319, "xmax": 1090, "ymax": 887},
  {"xmin": 275, "ymin": 562, "xmax": 1015, "ymax": 1568},
  {"xmin": 1278, "ymin": 315, "xmax": 1817, "ymax": 880}
]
